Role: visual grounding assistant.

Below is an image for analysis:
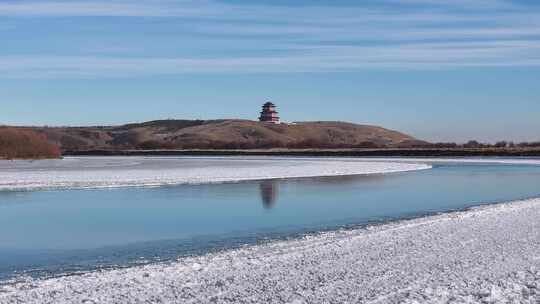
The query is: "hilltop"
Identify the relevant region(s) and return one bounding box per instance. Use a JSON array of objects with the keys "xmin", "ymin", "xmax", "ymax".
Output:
[{"xmin": 31, "ymin": 119, "xmax": 422, "ymax": 152}]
